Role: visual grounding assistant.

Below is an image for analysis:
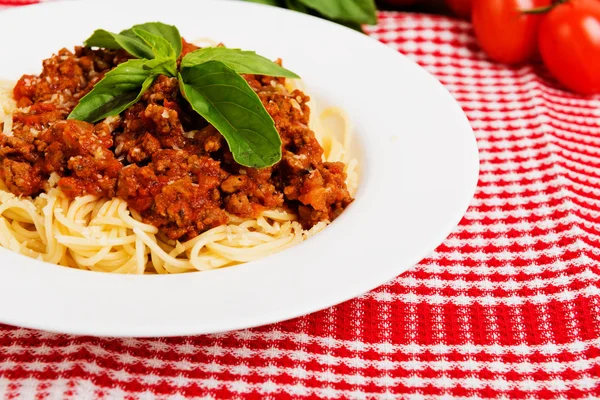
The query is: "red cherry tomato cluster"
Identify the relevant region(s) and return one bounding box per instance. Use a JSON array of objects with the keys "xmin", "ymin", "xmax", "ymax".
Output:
[
  {"xmin": 472, "ymin": 0, "xmax": 600, "ymax": 94},
  {"xmin": 380, "ymin": 0, "xmax": 600, "ymax": 94}
]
